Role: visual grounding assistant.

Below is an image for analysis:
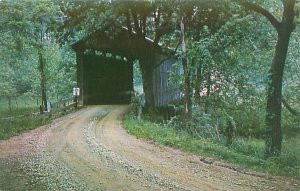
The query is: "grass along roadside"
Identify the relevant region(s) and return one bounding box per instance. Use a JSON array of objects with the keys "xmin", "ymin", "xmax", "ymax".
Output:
[
  {"xmin": 0, "ymin": 115, "xmax": 50, "ymax": 140},
  {"xmin": 123, "ymin": 115, "xmax": 300, "ymax": 178},
  {"xmin": 0, "ymin": 96, "xmax": 48, "ymax": 140},
  {"xmin": 0, "ymin": 104, "xmax": 78, "ymax": 140},
  {"xmin": 0, "ymin": 107, "xmax": 50, "ymax": 140}
]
